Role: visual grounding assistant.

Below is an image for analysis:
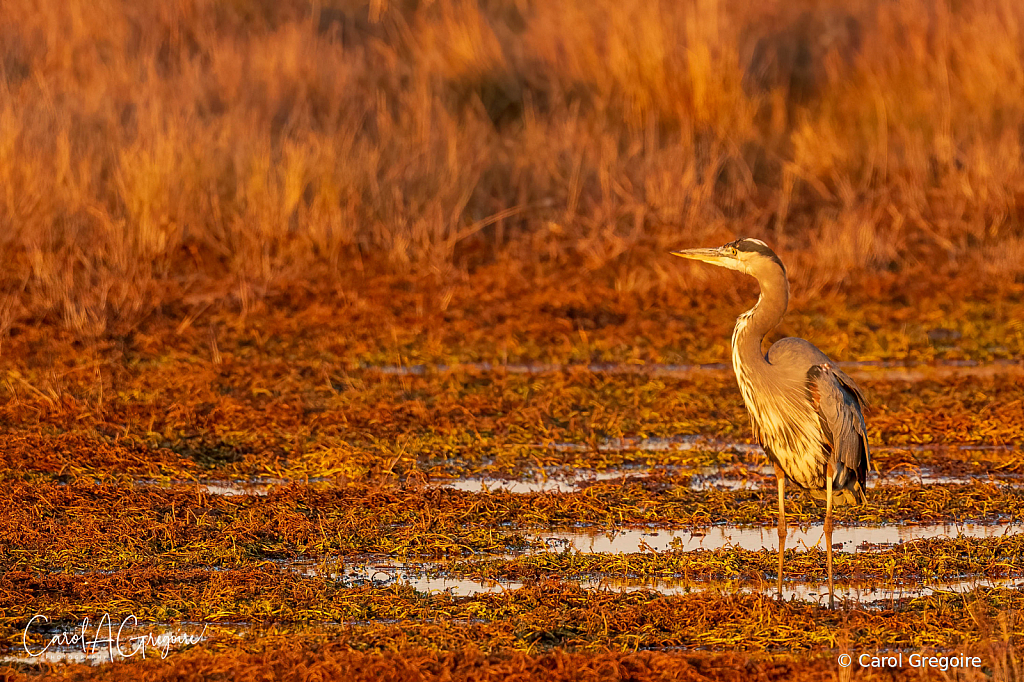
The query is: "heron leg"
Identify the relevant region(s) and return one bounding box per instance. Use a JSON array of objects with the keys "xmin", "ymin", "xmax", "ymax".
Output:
[
  {"xmin": 773, "ymin": 463, "xmax": 787, "ymax": 602},
  {"xmin": 825, "ymin": 463, "xmax": 835, "ymax": 610}
]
